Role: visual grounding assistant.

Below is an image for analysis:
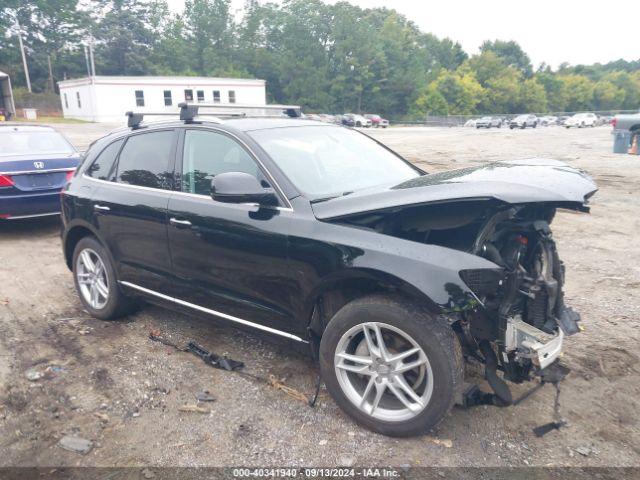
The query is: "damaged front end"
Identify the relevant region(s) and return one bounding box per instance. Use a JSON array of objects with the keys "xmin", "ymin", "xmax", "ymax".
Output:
[{"xmin": 455, "ymin": 204, "xmax": 583, "ymax": 405}]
